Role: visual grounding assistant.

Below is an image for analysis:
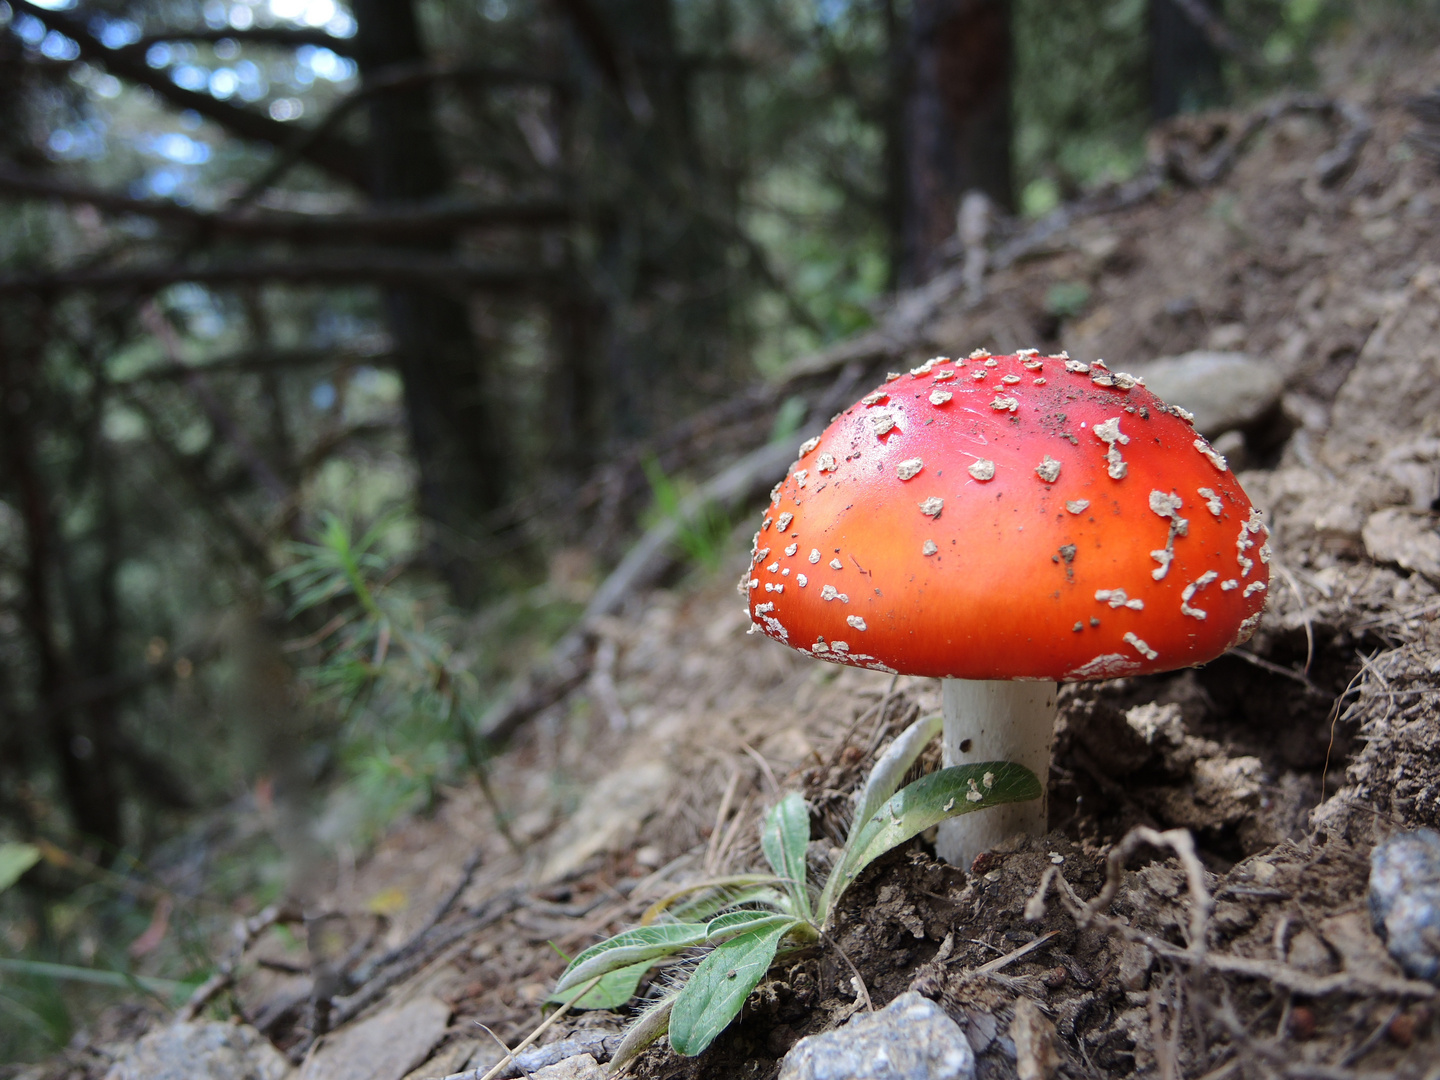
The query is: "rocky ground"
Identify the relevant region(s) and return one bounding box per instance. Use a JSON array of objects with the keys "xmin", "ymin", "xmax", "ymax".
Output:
[{"xmin": 22, "ymin": 38, "xmax": 1440, "ymax": 1080}]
